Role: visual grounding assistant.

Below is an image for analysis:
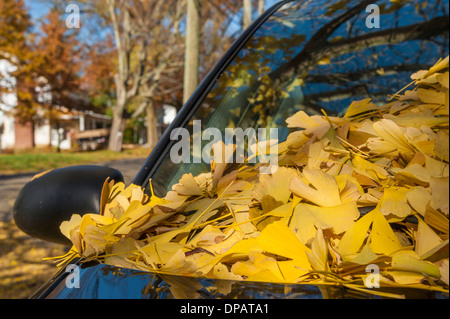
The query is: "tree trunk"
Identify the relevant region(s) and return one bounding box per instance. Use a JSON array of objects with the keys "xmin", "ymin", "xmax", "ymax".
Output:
[
  {"xmin": 183, "ymin": 0, "xmax": 200, "ymax": 104},
  {"xmin": 146, "ymin": 100, "xmax": 159, "ymax": 150},
  {"xmin": 0, "ymin": 122, "xmax": 3, "ymax": 153},
  {"xmin": 243, "ymin": 0, "xmax": 252, "ymax": 30},
  {"xmin": 258, "ymin": 0, "xmax": 265, "ymax": 16},
  {"xmin": 56, "ymin": 120, "xmax": 61, "ymax": 153},
  {"xmin": 108, "ymin": 108, "xmax": 126, "ymax": 152}
]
